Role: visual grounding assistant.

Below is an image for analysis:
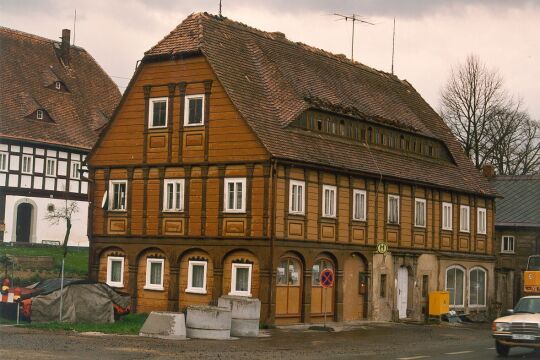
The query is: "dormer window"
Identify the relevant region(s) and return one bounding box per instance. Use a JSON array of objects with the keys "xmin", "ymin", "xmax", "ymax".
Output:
[
  {"xmin": 55, "ymin": 81, "xmax": 61, "ymax": 90},
  {"xmin": 36, "ymin": 109, "xmax": 44, "ymax": 120}
]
